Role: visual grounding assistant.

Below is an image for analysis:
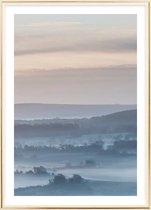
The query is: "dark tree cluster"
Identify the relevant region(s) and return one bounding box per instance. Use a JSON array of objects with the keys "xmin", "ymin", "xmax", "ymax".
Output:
[{"xmin": 49, "ymin": 174, "xmax": 85, "ymax": 185}]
